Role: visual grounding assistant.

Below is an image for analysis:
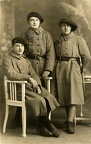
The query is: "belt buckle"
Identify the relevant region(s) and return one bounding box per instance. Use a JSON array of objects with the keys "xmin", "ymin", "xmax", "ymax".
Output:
[
  {"xmin": 35, "ymin": 55, "xmax": 41, "ymax": 60},
  {"xmin": 35, "ymin": 55, "xmax": 38, "ymax": 60},
  {"xmin": 39, "ymin": 57, "xmax": 42, "ymax": 60}
]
